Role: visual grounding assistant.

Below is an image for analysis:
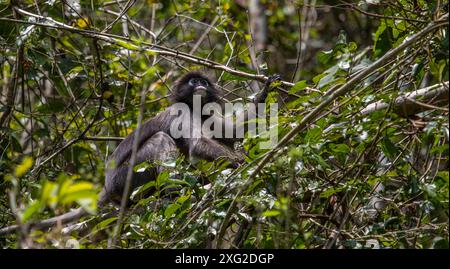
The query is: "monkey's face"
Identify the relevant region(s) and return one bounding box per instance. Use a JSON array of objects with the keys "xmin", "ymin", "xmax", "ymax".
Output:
[
  {"xmin": 171, "ymin": 72, "xmax": 220, "ymax": 106},
  {"xmin": 188, "ymin": 77, "xmax": 210, "ymax": 98}
]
